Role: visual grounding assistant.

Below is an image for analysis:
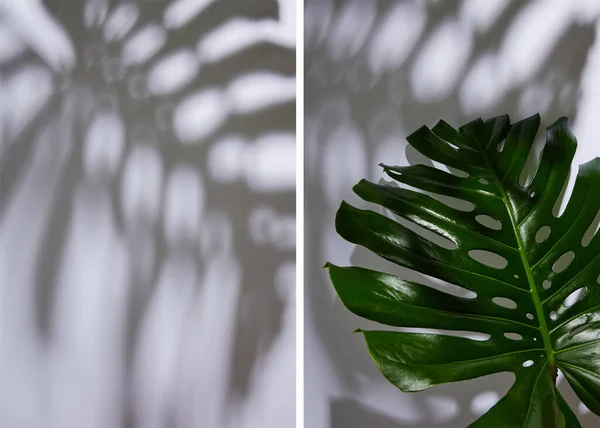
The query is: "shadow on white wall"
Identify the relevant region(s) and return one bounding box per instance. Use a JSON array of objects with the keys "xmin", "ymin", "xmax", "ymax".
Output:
[
  {"xmin": 0, "ymin": 1, "xmax": 296, "ymax": 427},
  {"xmin": 305, "ymin": 1, "xmax": 600, "ymax": 427}
]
